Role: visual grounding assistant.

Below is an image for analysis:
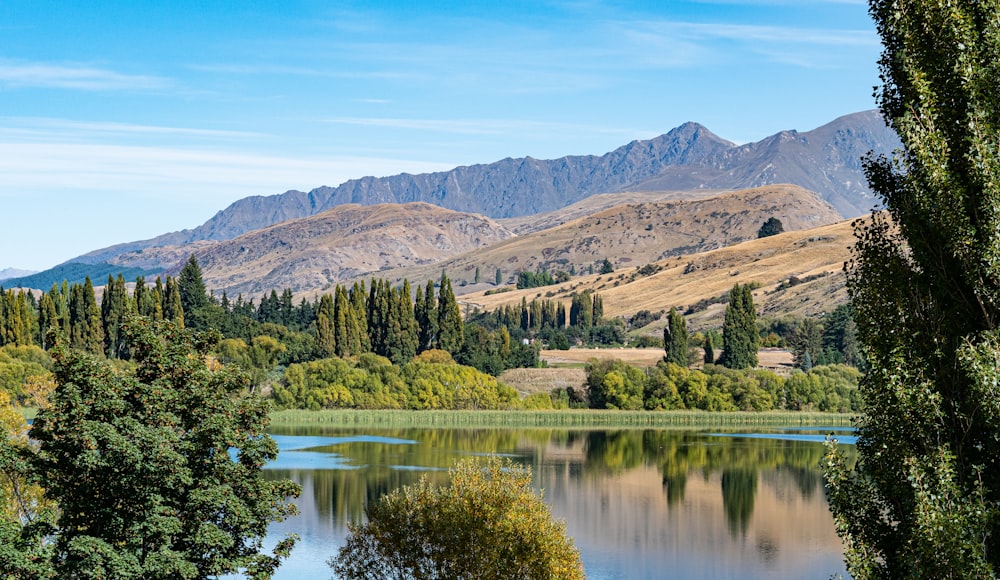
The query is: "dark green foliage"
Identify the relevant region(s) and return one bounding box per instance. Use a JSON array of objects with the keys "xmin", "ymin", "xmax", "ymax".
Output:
[
  {"xmin": 599, "ymin": 258, "xmax": 614, "ymax": 274},
  {"xmin": 436, "ymin": 274, "xmax": 463, "ymax": 353},
  {"xmin": 719, "ymin": 284, "xmax": 758, "ymax": 369},
  {"xmin": 663, "ymin": 308, "xmax": 689, "ymax": 366},
  {"xmin": 100, "ymin": 274, "xmax": 131, "ymax": 359},
  {"xmin": 569, "ymin": 292, "xmax": 594, "ymax": 328},
  {"xmin": 68, "ymin": 278, "xmax": 104, "ymax": 355},
  {"xmin": 415, "ymin": 280, "xmax": 437, "ymax": 352},
  {"xmin": 495, "ymin": 267, "xmax": 502, "ymax": 286},
  {"xmin": 177, "ymin": 255, "xmax": 210, "ymax": 318},
  {"xmin": 824, "ymin": 2, "xmax": 1000, "ymax": 577},
  {"xmin": 13, "ymin": 317, "xmax": 299, "ymax": 579},
  {"xmin": 756, "ymin": 217, "xmax": 784, "ymax": 238},
  {"xmin": 516, "ymin": 269, "xmax": 555, "ymax": 289}
]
